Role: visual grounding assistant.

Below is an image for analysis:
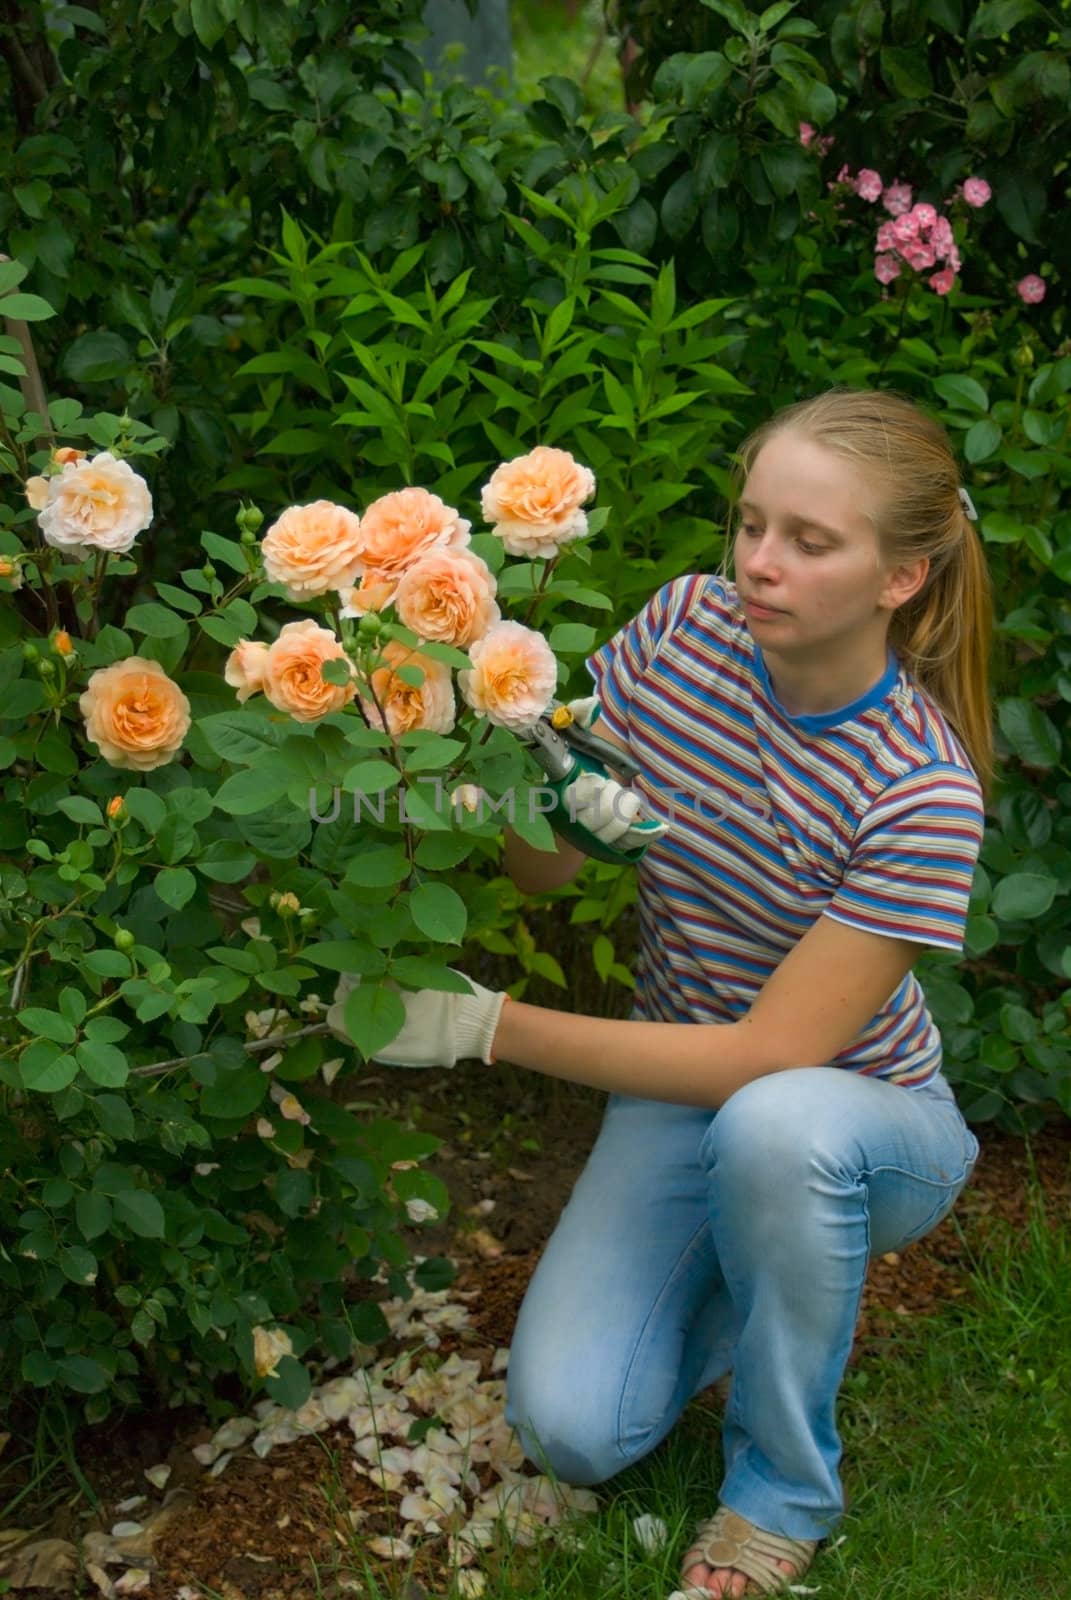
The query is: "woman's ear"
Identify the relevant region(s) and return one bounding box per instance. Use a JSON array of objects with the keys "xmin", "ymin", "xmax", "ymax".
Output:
[{"xmin": 880, "ymin": 555, "xmax": 929, "ymax": 612}]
